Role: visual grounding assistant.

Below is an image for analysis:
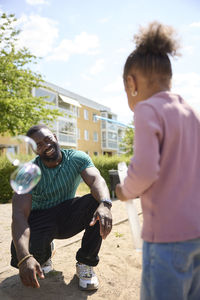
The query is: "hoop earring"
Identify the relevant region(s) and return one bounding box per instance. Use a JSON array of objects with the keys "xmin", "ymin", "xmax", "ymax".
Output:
[{"xmin": 131, "ymin": 90, "xmax": 138, "ymax": 97}]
